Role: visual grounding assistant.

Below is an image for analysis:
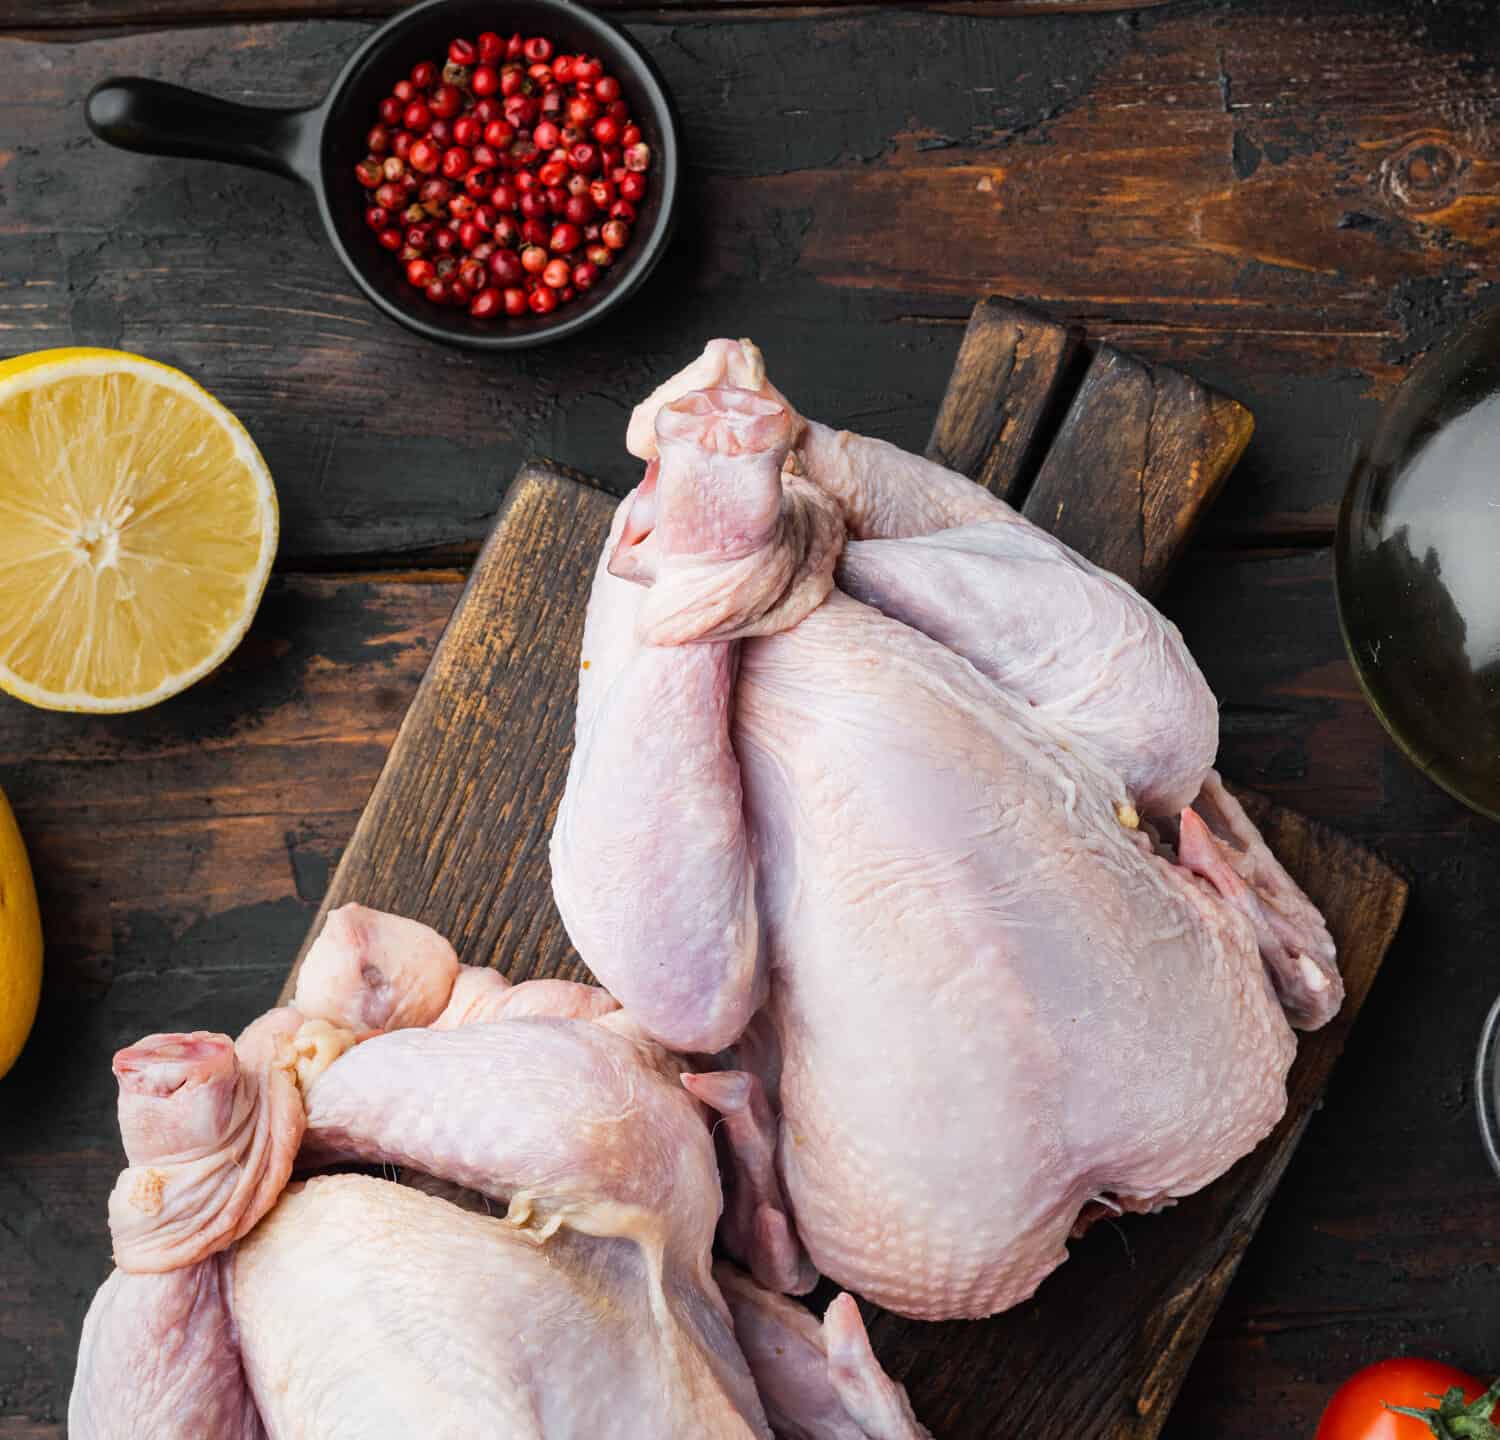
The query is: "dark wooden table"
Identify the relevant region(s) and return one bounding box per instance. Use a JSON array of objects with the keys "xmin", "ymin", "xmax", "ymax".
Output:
[{"xmin": 2, "ymin": 1, "xmax": 1498, "ymax": 1434}]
